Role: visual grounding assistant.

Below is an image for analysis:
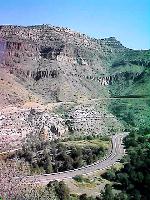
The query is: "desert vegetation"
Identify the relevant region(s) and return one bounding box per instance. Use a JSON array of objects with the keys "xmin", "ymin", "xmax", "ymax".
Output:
[{"xmin": 9, "ymin": 135, "xmax": 110, "ymax": 174}]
